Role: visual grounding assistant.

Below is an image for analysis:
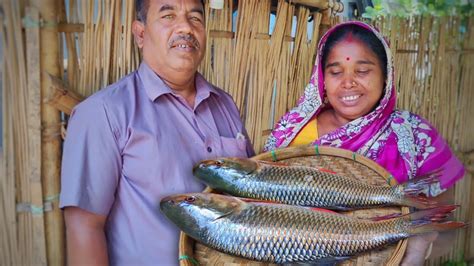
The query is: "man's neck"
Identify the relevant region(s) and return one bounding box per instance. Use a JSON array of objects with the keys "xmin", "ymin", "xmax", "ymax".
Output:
[
  {"xmin": 146, "ymin": 61, "xmax": 198, "ymax": 108},
  {"xmin": 161, "ymin": 73, "xmax": 197, "ymax": 108}
]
